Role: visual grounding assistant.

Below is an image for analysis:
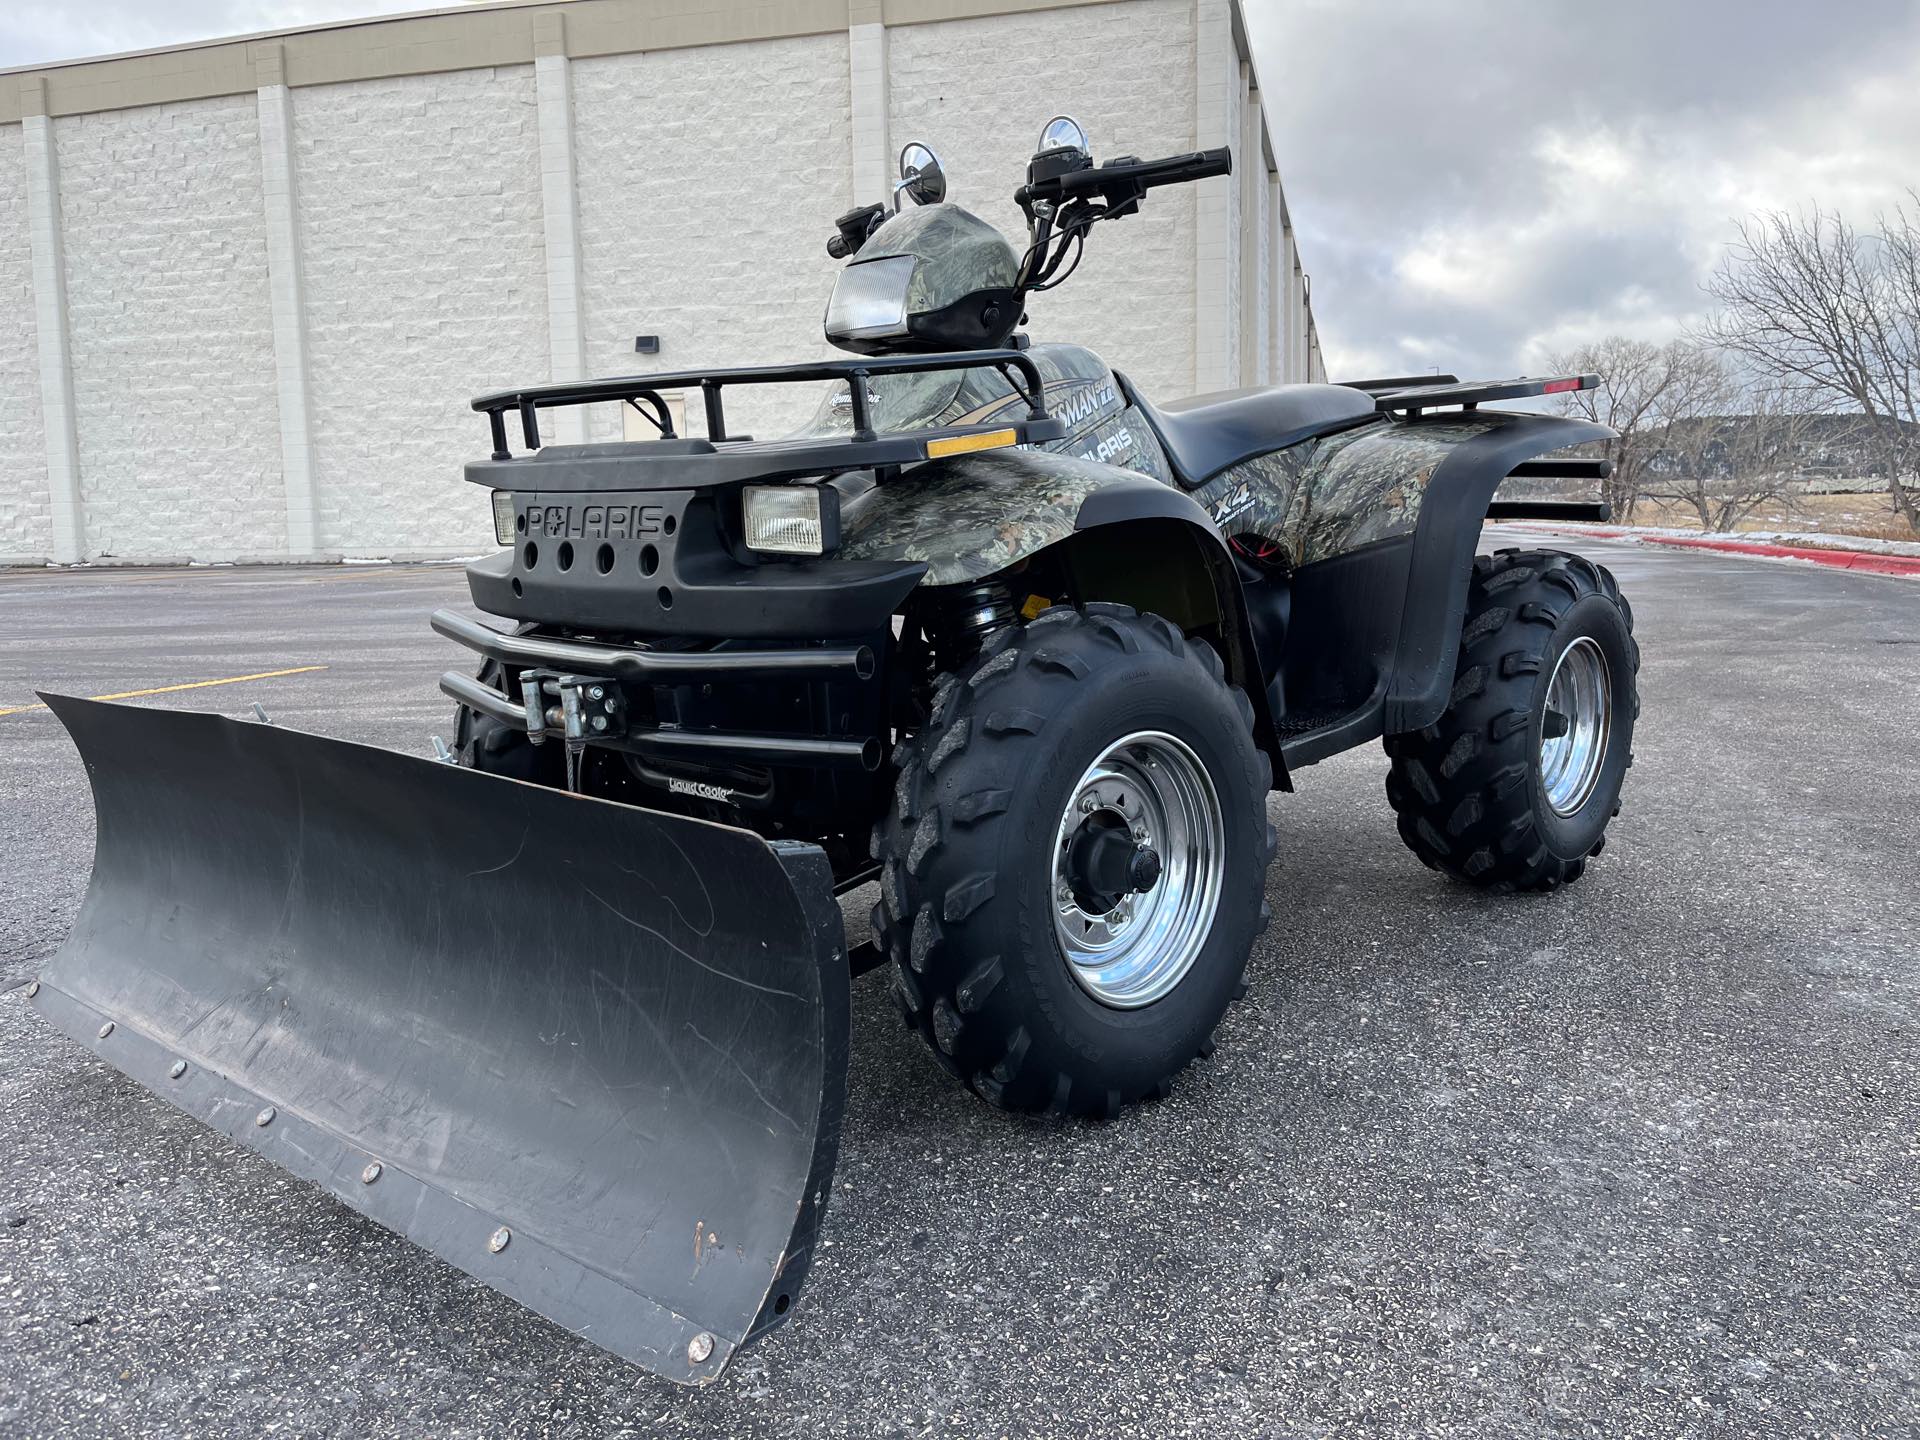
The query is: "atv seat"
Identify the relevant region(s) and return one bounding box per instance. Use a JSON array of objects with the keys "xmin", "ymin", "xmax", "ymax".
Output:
[{"xmin": 1120, "ymin": 378, "xmax": 1379, "ymax": 488}]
